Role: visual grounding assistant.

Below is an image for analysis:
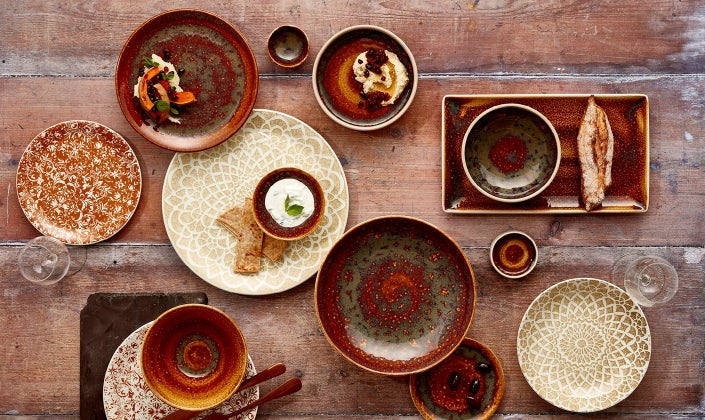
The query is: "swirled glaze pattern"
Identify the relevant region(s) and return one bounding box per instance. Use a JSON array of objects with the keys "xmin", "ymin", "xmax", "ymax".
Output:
[
  {"xmin": 517, "ymin": 278, "xmax": 651, "ymax": 412},
  {"xmin": 103, "ymin": 323, "xmax": 258, "ymax": 419}
]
